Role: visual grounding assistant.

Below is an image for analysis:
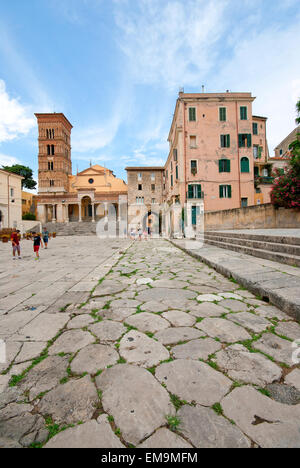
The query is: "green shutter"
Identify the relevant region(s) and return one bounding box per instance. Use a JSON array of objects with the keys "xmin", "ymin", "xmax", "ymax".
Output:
[
  {"xmin": 192, "ymin": 206, "xmax": 197, "ymax": 225},
  {"xmin": 197, "ymin": 185, "xmax": 202, "ymax": 198},
  {"xmin": 241, "ymin": 157, "xmax": 249, "ymax": 173},
  {"xmin": 176, "ymin": 166, "xmax": 178, "ymax": 179},
  {"xmin": 219, "ymin": 185, "xmax": 223, "ymax": 198},
  {"xmin": 226, "ymin": 159, "xmax": 231, "ymax": 172},
  {"xmin": 253, "ymin": 123, "xmax": 258, "ymax": 135},
  {"xmin": 219, "ymin": 160, "xmax": 223, "ymax": 173},
  {"xmin": 188, "ymin": 185, "xmax": 193, "ymax": 199},
  {"xmin": 219, "ymin": 107, "xmax": 226, "ymax": 121},
  {"xmin": 240, "ymin": 107, "xmax": 247, "ymax": 120},
  {"xmin": 226, "ymin": 134, "xmax": 230, "ymax": 148},
  {"xmin": 220, "ymin": 135, "xmax": 223, "ymax": 147},
  {"xmin": 247, "ymin": 134, "xmax": 252, "ymax": 147},
  {"xmin": 238, "ymin": 134, "xmax": 243, "ymax": 147},
  {"xmin": 228, "ymin": 185, "xmax": 232, "ymax": 198},
  {"xmin": 189, "ymin": 108, "xmax": 196, "ymax": 121}
]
